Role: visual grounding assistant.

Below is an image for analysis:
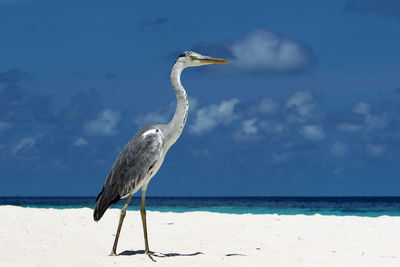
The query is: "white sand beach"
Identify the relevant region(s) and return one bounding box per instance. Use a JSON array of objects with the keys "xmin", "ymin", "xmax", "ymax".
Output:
[{"xmin": 0, "ymin": 206, "xmax": 399, "ymax": 266}]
